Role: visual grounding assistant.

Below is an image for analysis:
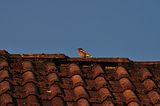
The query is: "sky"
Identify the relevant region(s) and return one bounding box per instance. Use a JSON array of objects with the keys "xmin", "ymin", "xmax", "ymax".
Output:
[{"xmin": 0, "ymin": 1, "xmax": 160, "ymax": 61}]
